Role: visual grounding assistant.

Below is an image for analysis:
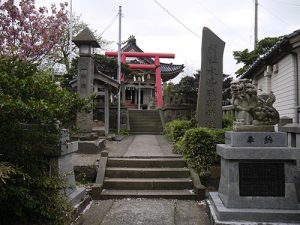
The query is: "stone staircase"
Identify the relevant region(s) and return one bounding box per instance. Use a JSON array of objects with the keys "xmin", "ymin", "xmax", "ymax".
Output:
[
  {"xmin": 91, "ymin": 152, "xmax": 205, "ymax": 200},
  {"xmin": 128, "ymin": 110, "xmax": 163, "ymax": 134}
]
